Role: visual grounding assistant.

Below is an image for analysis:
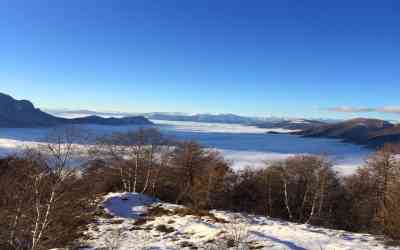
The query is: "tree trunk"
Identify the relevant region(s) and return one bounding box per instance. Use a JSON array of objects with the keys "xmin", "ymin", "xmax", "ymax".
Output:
[
  {"xmin": 34, "ymin": 190, "xmax": 55, "ymax": 250},
  {"xmin": 133, "ymin": 150, "xmax": 139, "ymax": 193},
  {"xmin": 306, "ymin": 191, "xmax": 318, "ymax": 224},
  {"xmin": 282, "ymin": 179, "xmax": 293, "ymax": 220}
]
